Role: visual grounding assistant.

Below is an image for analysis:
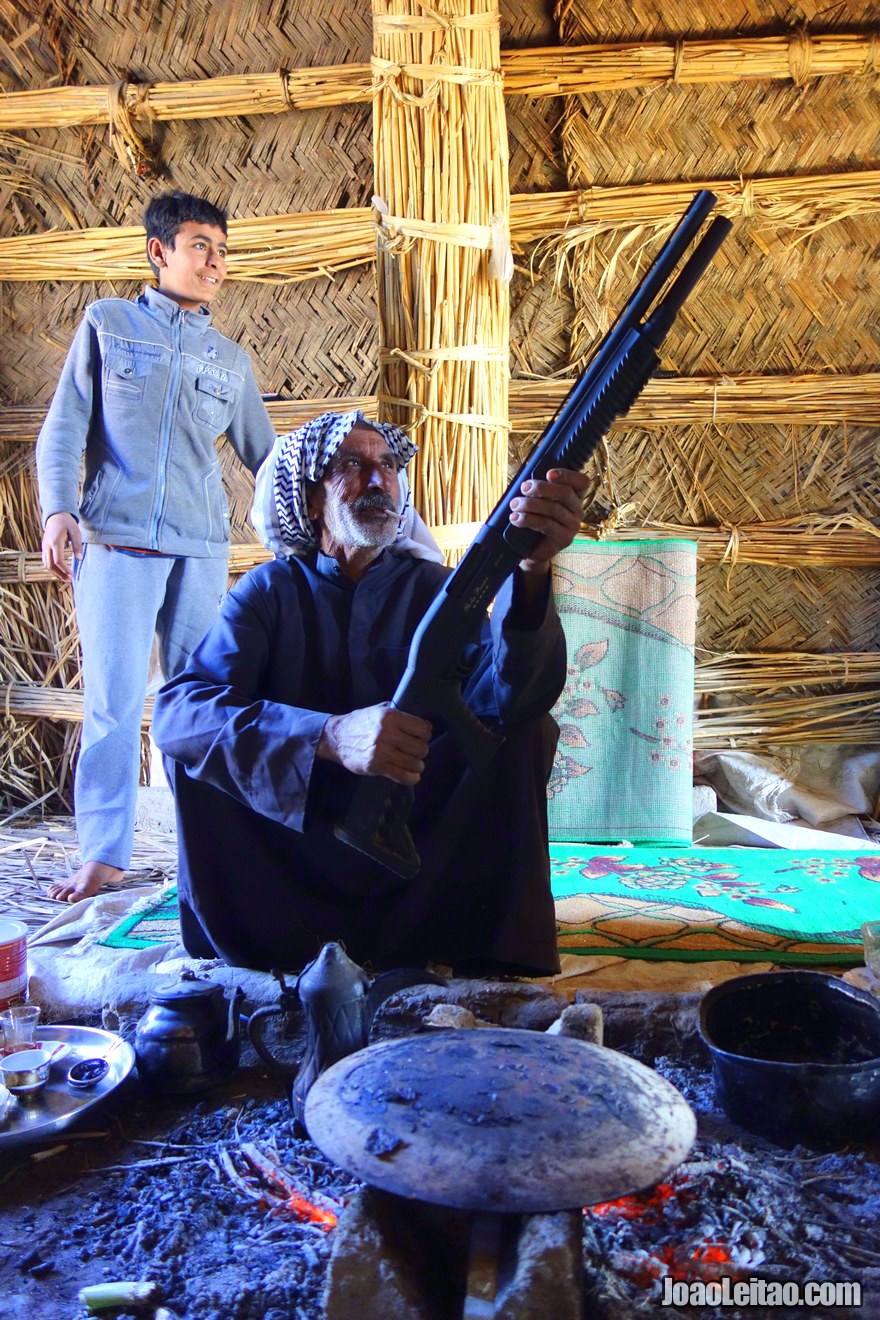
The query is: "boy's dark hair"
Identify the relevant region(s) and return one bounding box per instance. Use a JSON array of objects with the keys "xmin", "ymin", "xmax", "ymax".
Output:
[{"xmin": 144, "ymin": 191, "xmax": 228, "ymax": 276}]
